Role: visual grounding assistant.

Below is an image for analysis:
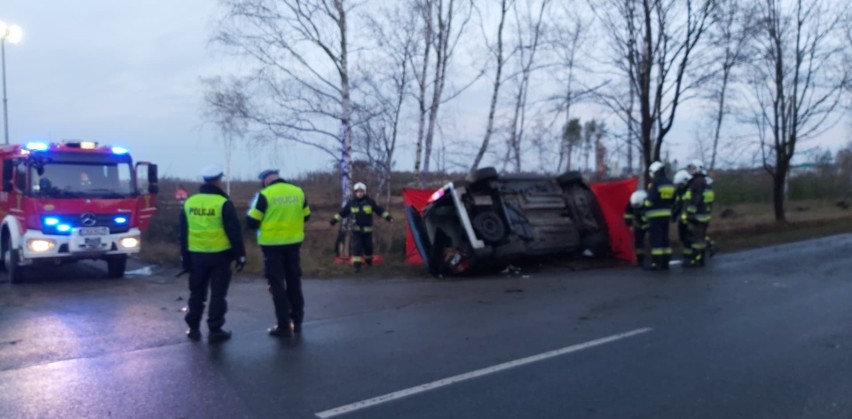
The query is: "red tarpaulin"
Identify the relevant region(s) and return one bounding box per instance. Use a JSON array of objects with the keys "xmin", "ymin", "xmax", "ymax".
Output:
[
  {"xmin": 590, "ymin": 177, "xmax": 639, "ymax": 263},
  {"xmin": 402, "ymin": 178, "xmax": 638, "ymax": 265}
]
